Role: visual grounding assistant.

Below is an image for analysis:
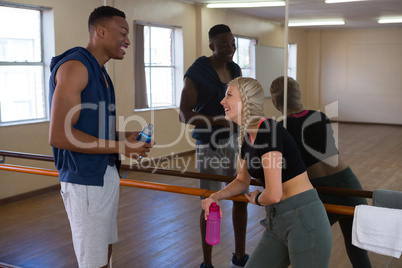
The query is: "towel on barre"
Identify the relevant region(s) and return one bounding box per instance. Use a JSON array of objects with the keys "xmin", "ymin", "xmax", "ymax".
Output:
[
  {"xmin": 373, "ymin": 189, "xmax": 402, "ymax": 209},
  {"xmin": 352, "ymin": 205, "xmax": 402, "ymax": 258}
]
